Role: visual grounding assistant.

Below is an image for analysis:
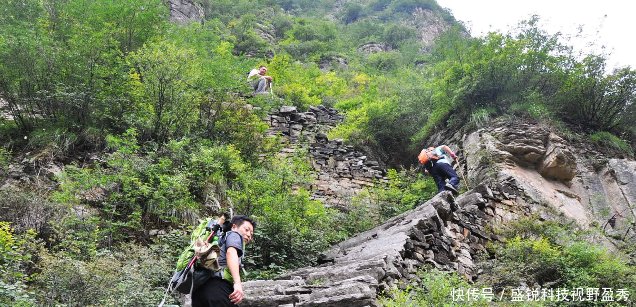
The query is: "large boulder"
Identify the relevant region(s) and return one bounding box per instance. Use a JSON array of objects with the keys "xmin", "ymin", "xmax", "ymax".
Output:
[
  {"xmin": 538, "ymin": 133, "xmax": 577, "ymax": 181},
  {"xmin": 465, "ymin": 120, "xmax": 577, "ymax": 183}
]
